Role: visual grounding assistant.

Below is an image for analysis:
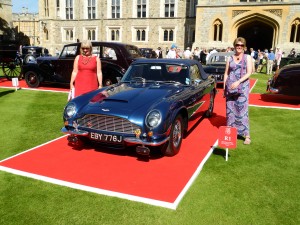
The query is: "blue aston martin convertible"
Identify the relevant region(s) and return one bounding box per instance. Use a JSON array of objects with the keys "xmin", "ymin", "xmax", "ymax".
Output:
[{"xmin": 62, "ymin": 59, "xmax": 216, "ymax": 156}]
